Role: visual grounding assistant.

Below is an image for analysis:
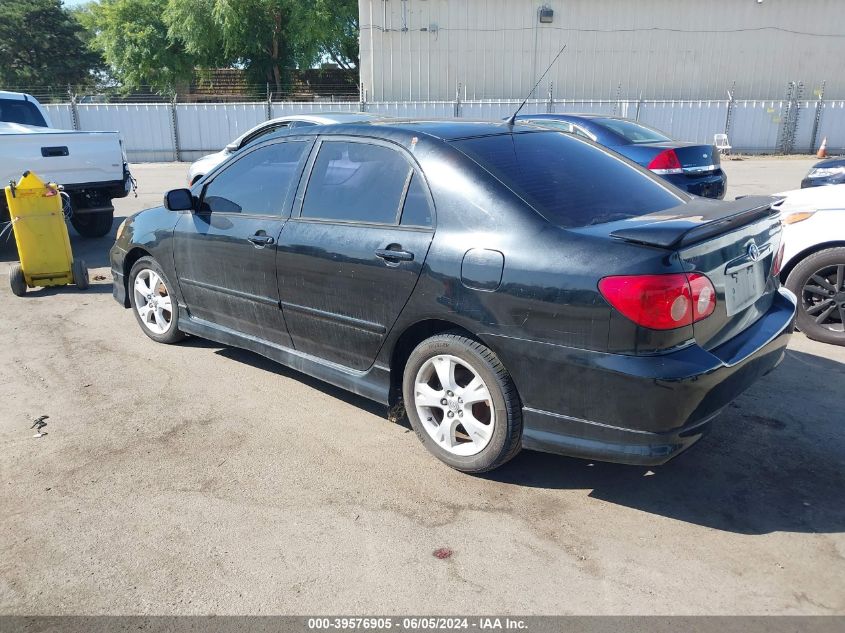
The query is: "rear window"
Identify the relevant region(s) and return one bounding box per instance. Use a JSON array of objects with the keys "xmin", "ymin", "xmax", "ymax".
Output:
[
  {"xmin": 0, "ymin": 98, "xmax": 47, "ymax": 127},
  {"xmin": 453, "ymin": 131, "xmax": 685, "ymax": 228},
  {"xmin": 592, "ymin": 118, "xmax": 670, "ymax": 143}
]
